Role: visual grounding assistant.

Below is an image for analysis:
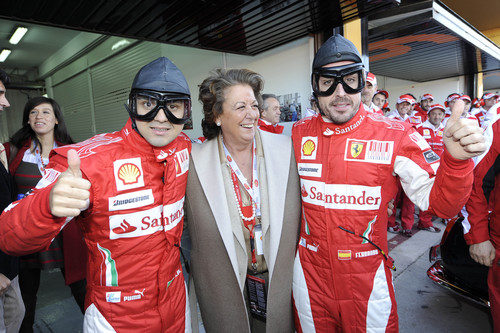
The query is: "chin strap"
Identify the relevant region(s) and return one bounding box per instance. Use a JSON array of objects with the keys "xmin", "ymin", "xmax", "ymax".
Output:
[
  {"xmin": 312, "ymin": 92, "xmax": 326, "ymax": 117},
  {"xmin": 124, "ymin": 103, "xmax": 142, "ymax": 137}
]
